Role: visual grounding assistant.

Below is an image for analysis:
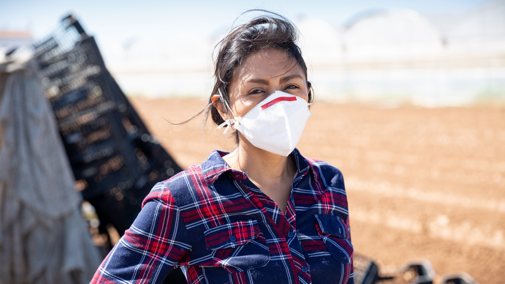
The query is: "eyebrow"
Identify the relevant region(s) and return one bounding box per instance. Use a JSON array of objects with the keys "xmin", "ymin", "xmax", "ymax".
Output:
[
  {"xmin": 279, "ymin": 74, "xmax": 303, "ymax": 84},
  {"xmin": 244, "ymin": 74, "xmax": 304, "ymax": 85},
  {"xmin": 246, "ymin": 78, "xmax": 270, "ymax": 85}
]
